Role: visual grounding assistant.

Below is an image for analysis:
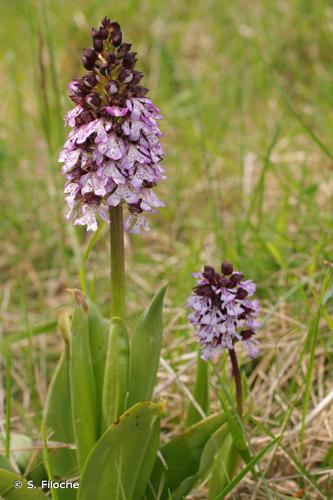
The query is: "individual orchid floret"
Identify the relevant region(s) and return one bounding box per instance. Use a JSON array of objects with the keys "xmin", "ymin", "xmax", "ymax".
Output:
[
  {"xmin": 188, "ymin": 261, "xmax": 260, "ymax": 360},
  {"xmin": 59, "ymin": 18, "xmax": 165, "ymax": 232}
]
